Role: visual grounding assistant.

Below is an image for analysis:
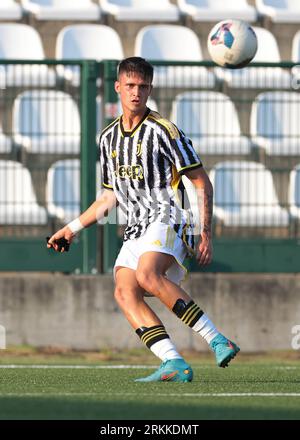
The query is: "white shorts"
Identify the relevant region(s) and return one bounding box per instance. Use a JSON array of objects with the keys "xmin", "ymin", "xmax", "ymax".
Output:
[{"xmin": 114, "ymin": 222, "xmax": 188, "ymax": 287}]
